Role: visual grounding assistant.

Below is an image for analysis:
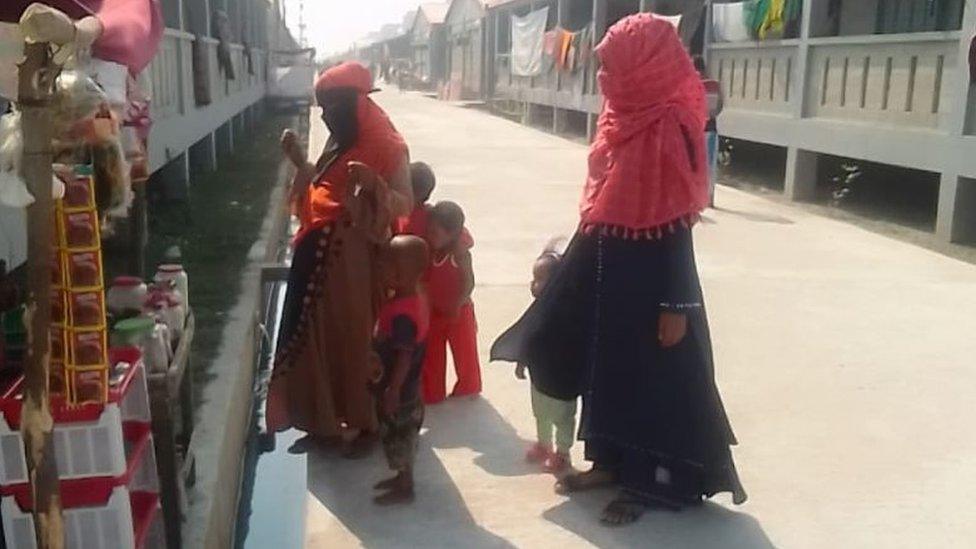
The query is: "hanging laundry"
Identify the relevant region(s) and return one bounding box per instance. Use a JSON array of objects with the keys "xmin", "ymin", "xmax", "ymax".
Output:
[
  {"xmin": 757, "ymin": 0, "xmax": 786, "ymax": 40},
  {"xmin": 542, "ymin": 28, "xmax": 559, "ymax": 74},
  {"xmin": 511, "ymin": 7, "xmax": 549, "ymax": 77},
  {"xmin": 651, "ymin": 13, "xmax": 683, "ymax": 30},
  {"xmin": 557, "ymin": 28, "xmax": 573, "ymax": 71},
  {"xmin": 577, "ymin": 25, "xmax": 593, "ymax": 71},
  {"xmin": 712, "ymin": 2, "xmax": 752, "ymax": 43}
]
